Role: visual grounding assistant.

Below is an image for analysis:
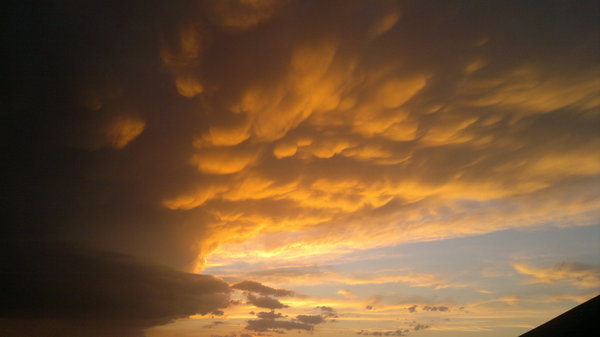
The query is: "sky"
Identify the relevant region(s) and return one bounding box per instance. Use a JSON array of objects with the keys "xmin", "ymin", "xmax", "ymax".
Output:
[{"xmin": 1, "ymin": 0, "xmax": 599, "ymax": 336}]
